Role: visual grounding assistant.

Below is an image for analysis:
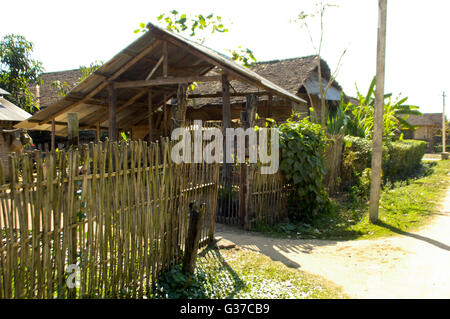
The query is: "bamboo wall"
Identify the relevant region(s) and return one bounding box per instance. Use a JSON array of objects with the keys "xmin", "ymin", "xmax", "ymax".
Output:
[{"xmin": 0, "ymin": 139, "xmax": 219, "ymax": 299}]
